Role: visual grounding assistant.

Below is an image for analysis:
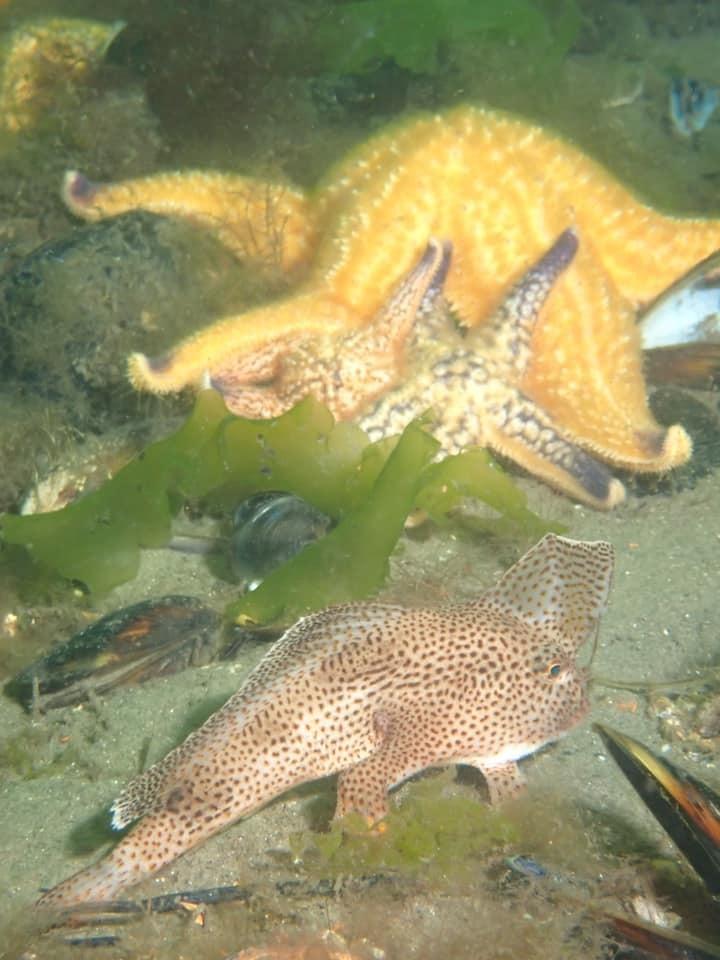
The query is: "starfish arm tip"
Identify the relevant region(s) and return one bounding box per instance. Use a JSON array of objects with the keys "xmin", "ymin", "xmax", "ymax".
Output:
[
  {"xmin": 62, "ymin": 169, "xmax": 103, "ymax": 219},
  {"xmin": 605, "ymin": 478, "xmax": 627, "ymax": 509},
  {"xmin": 631, "ymin": 423, "xmax": 693, "ymax": 472},
  {"xmin": 553, "ymin": 226, "xmax": 580, "ymax": 265},
  {"xmin": 128, "ymin": 351, "xmax": 174, "ymax": 393},
  {"xmin": 662, "ymin": 424, "xmax": 693, "ymax": 469}
]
